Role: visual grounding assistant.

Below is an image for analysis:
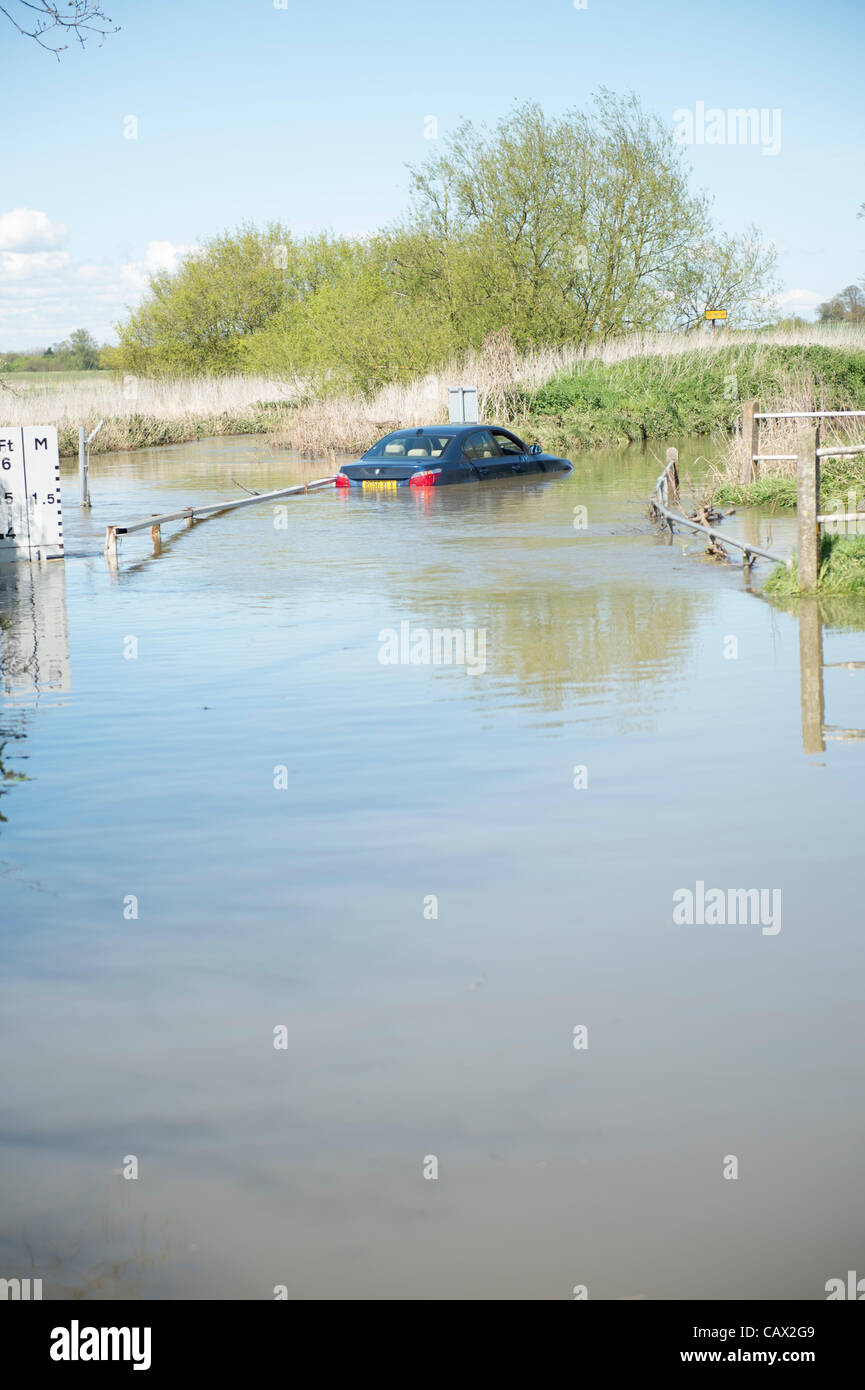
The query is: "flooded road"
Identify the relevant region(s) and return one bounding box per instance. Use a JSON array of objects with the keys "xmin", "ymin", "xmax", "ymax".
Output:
[{"xmin": 1, "ymin": 435, "xmax": 864, "ymax": 1300}]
